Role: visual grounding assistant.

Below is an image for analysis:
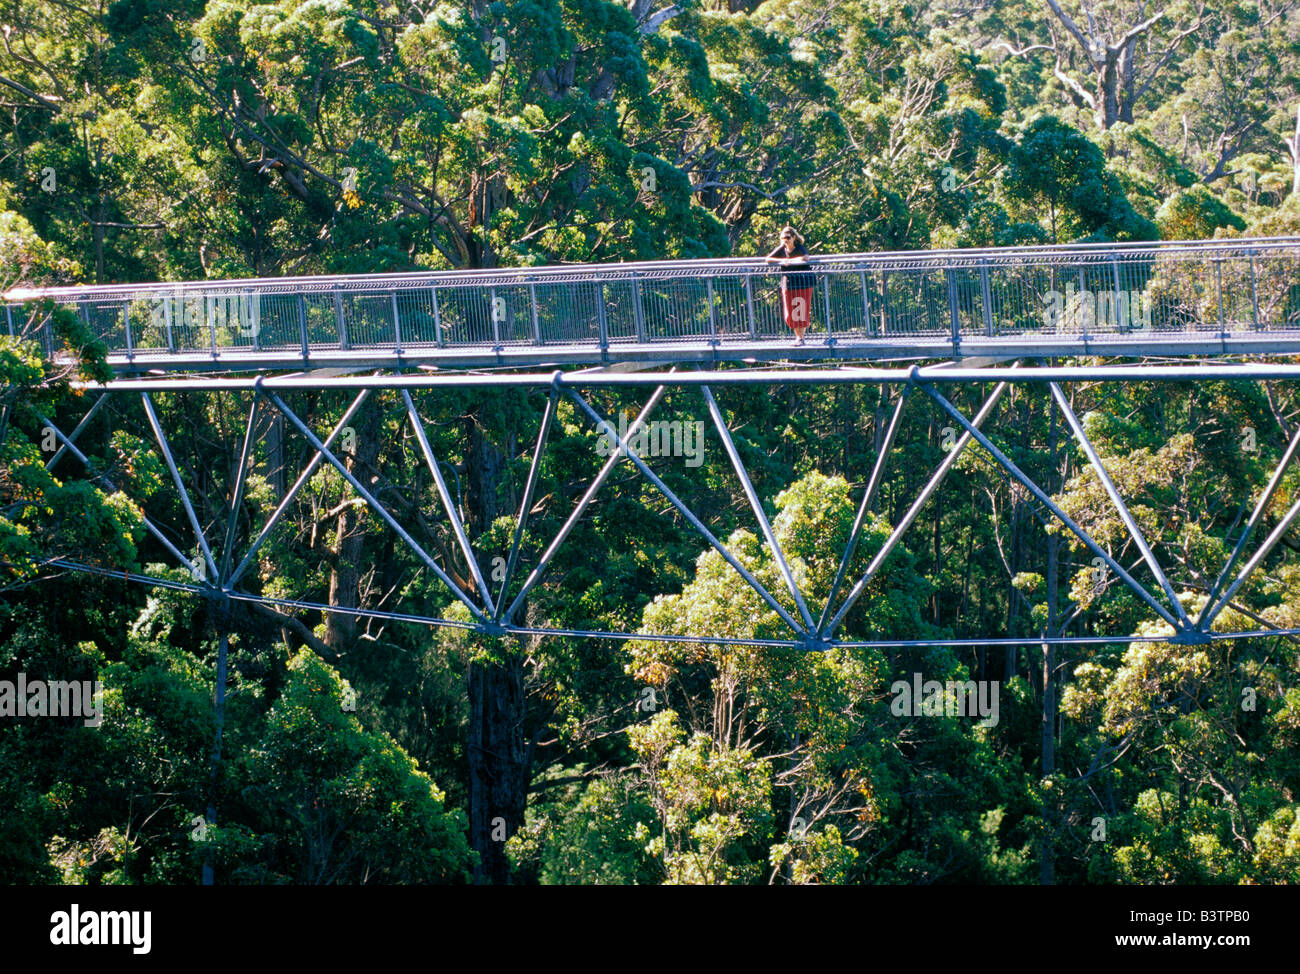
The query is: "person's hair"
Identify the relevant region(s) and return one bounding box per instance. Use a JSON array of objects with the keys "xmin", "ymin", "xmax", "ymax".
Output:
[{"xmin": 779, "ymin": 226, "xmax": 803, "ymax": 246}]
